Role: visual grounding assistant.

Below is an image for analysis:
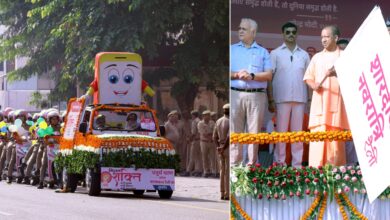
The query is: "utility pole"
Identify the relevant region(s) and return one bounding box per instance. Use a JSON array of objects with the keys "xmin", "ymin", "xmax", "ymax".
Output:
[{"xmin": 4, "ymin": 60, "xmax": 8, "ymax": 108}]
